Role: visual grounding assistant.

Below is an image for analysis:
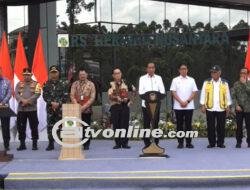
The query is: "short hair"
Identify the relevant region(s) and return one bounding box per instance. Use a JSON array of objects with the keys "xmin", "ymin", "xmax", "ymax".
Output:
[
  {"xmin": 78, "ymin": 68, "xmax": 87, "ymax": 74},
  {"xmin": 178, "ymin": 63, "xmax": 188, "ymax": 69},
  {"xmin": 112, "ymin": 68, "xmax": 121, "ymax": 74},
  {"xmin": 147, "ymin": 62, "xmax": 155, "ymax": 67}
]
